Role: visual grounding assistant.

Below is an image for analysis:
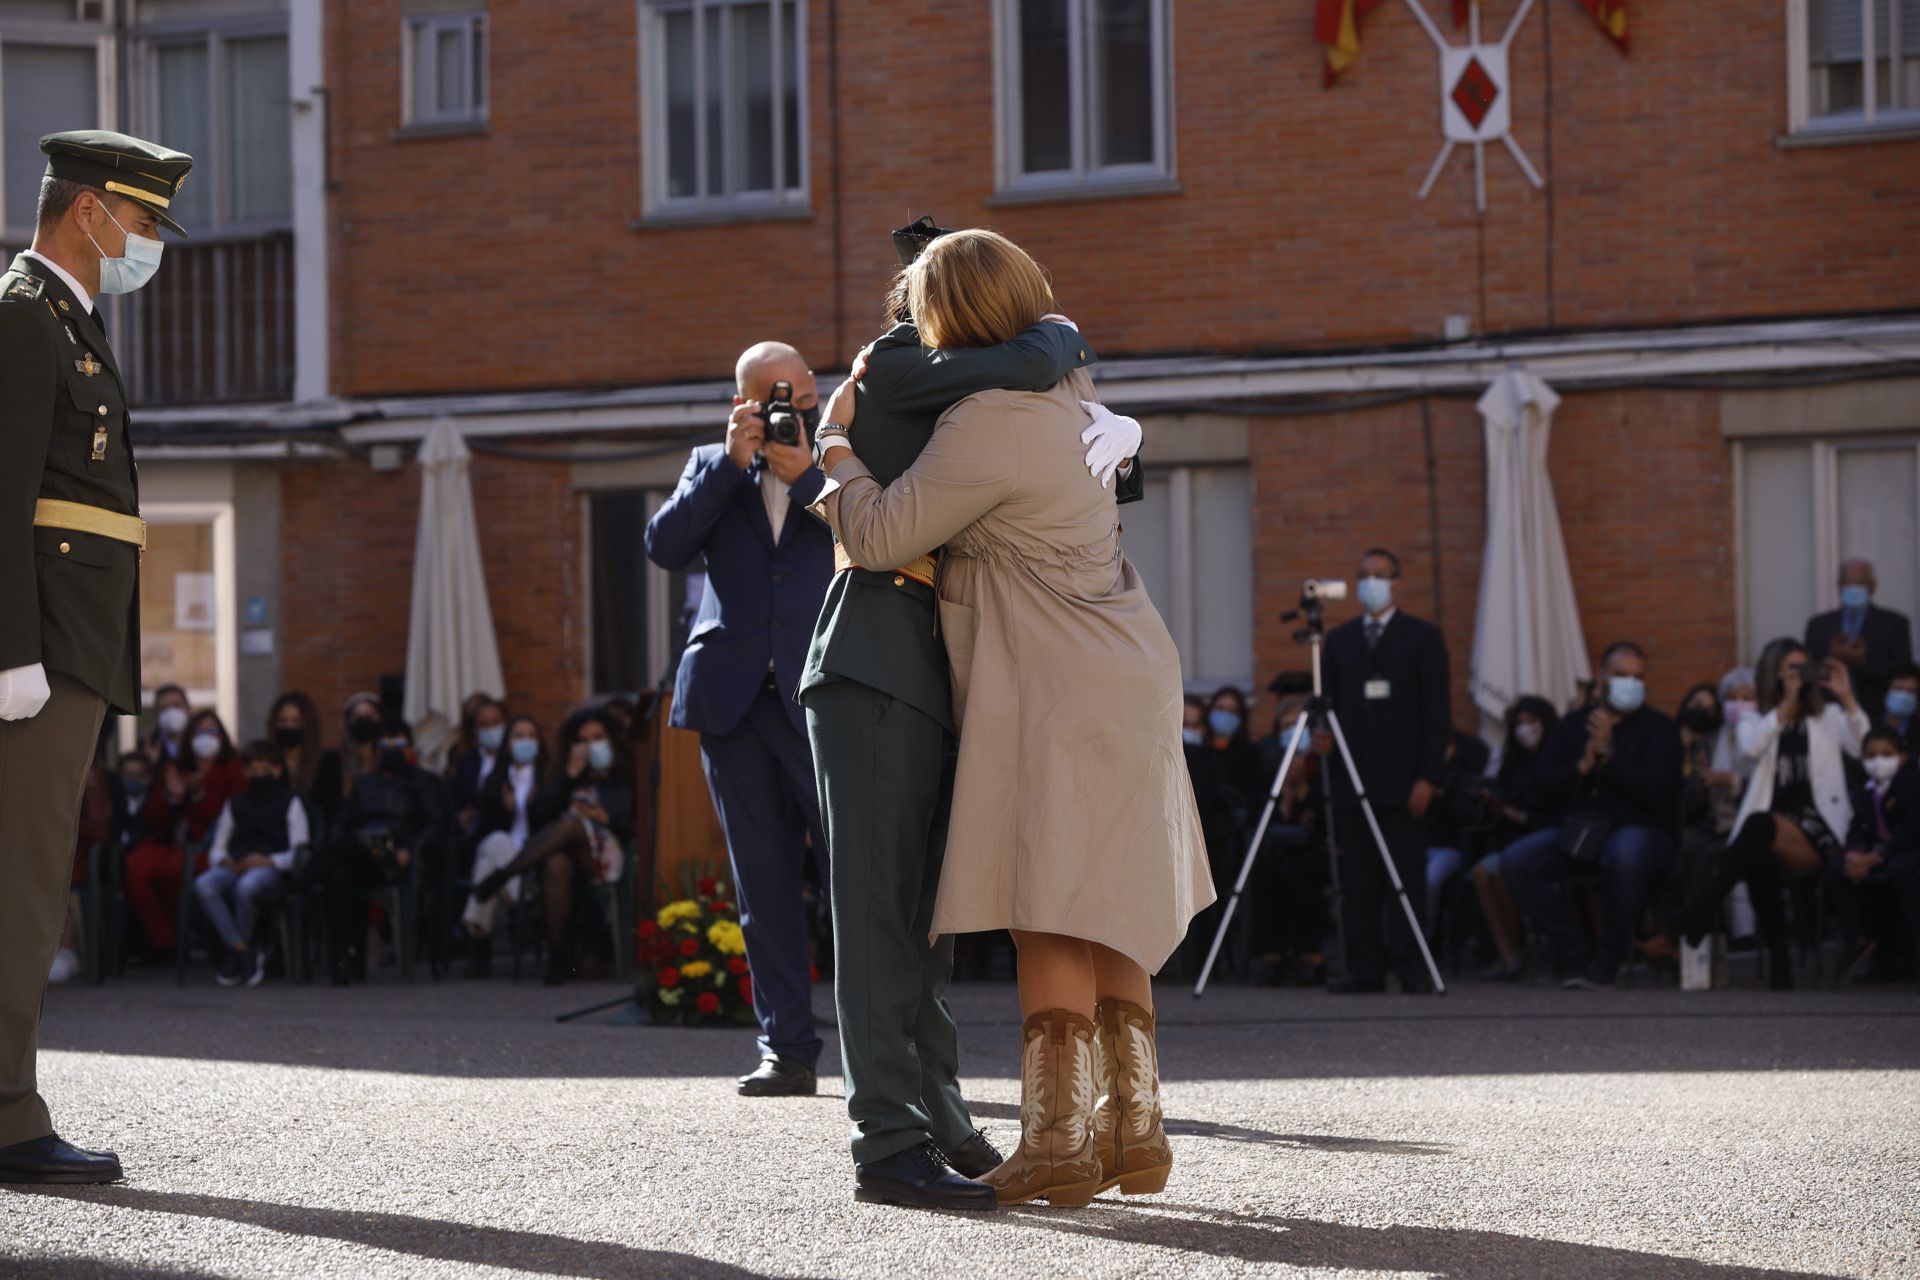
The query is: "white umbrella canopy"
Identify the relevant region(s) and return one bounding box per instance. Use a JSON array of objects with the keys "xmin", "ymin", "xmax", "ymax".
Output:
[
  {"xmin": 1469, "ymin": 368, "xmax": 1591, "ymax": 731},
  {"xmin": 403, "ymin": 418, "xmax": 506, "ymax": 766}
]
